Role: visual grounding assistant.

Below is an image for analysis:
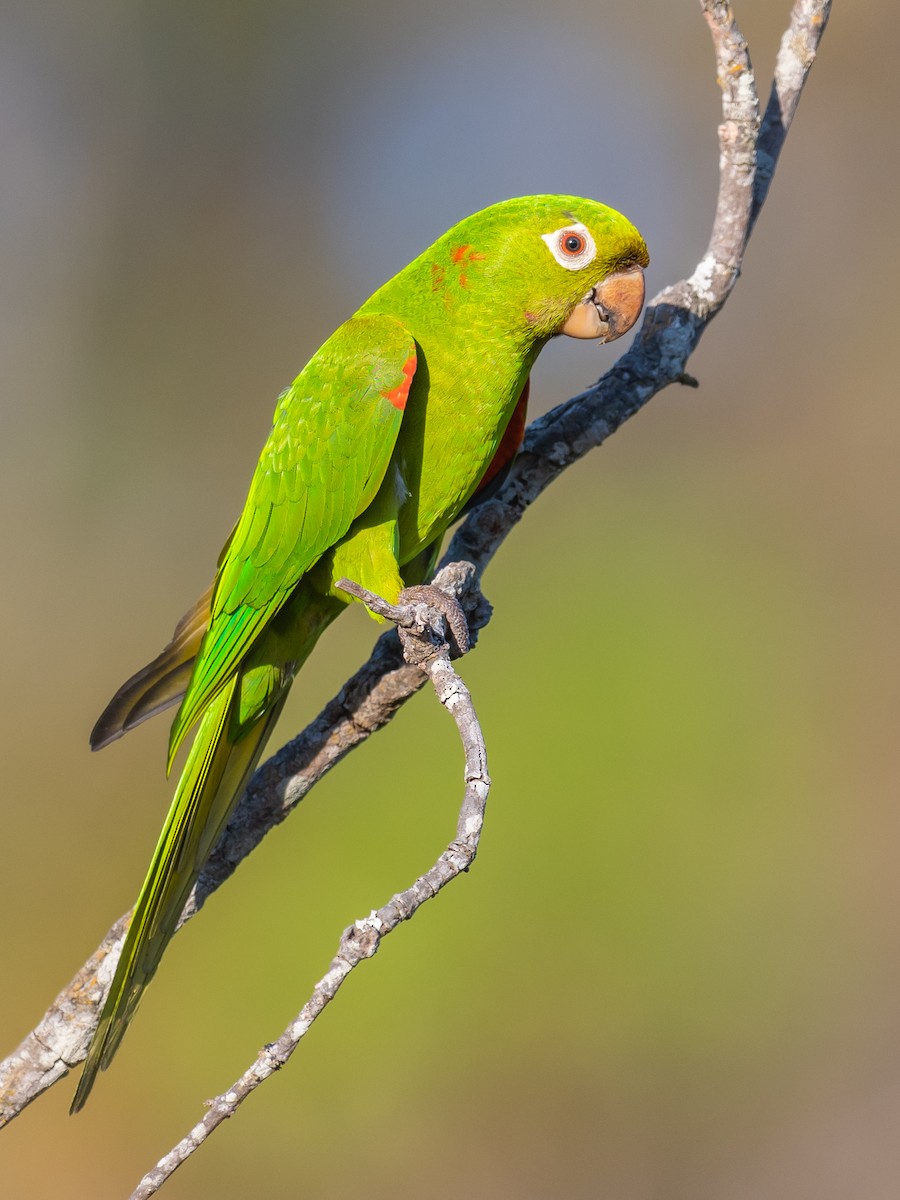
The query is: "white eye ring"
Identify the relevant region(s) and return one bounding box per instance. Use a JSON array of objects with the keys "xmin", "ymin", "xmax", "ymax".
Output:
[{"xmin": 541, "ymin": 222, "xmax": 597, "ymax": 271}]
